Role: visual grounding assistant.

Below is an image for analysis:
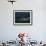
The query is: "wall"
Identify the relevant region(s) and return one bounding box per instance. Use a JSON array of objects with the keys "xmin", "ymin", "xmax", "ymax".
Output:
[{"xmin": 0, "ymin": 0, "xmax": 46, "ymax": 42}]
